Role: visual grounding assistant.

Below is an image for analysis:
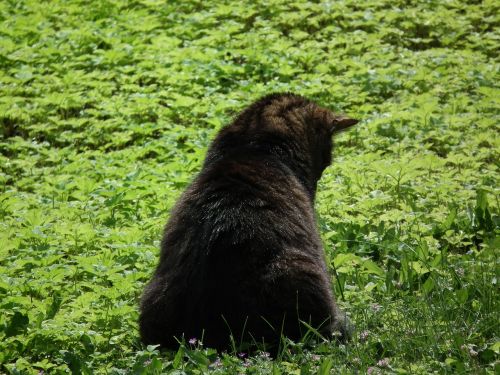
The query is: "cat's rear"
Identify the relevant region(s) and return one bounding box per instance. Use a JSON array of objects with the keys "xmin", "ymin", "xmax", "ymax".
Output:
[{"xmin": 139, "ymin": 93, "xmax": 357, "ymax": 352}]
